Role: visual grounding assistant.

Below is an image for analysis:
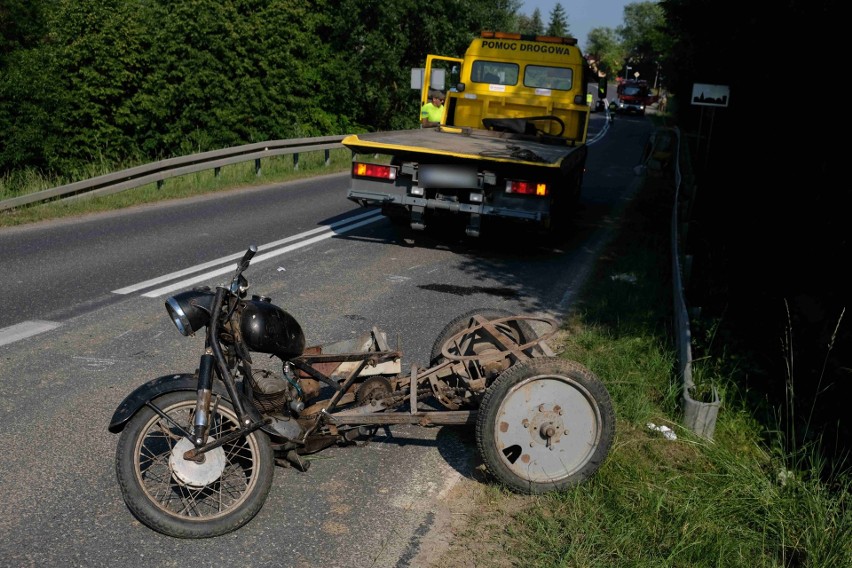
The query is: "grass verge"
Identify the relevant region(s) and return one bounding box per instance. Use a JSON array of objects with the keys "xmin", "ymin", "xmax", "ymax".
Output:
[
  {"xmin": 428, "ymin": 171, "xmax": 851, "ymax": 567},
  {"xmin": 0, "ymin": 148, "xmax": 352, "ymax": 228}
]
